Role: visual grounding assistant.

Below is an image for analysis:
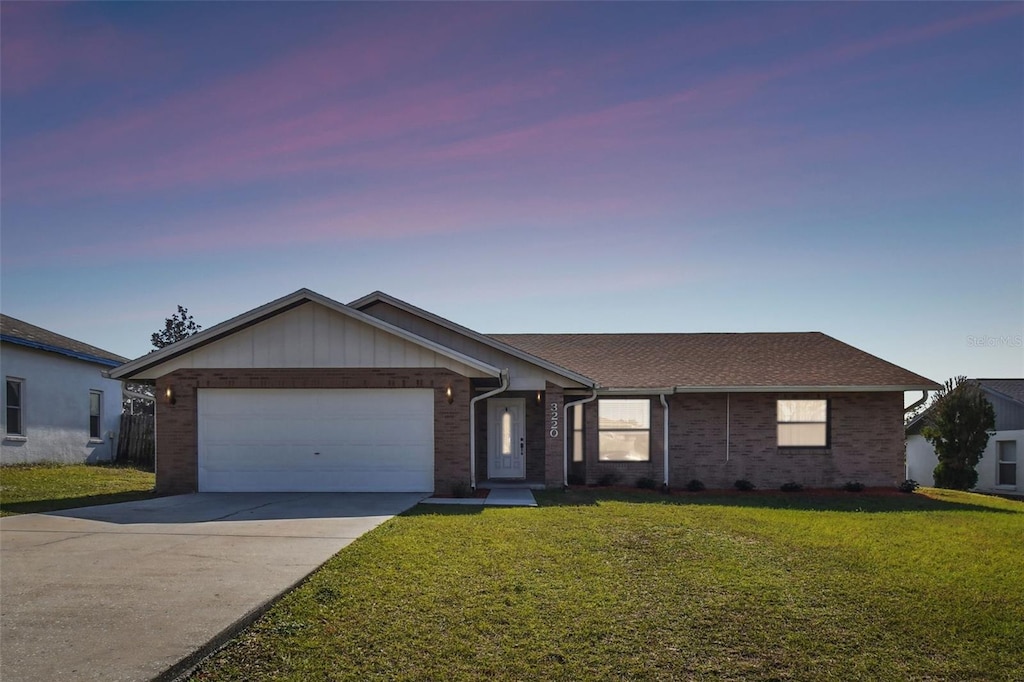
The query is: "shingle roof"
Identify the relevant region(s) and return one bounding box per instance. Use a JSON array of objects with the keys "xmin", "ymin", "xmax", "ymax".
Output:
[
  {"xmin": 0, "ymin": 314, "xmax": 127, "ymax": 367},
  {"xmin": 977, "ymin": 379, "xmax": 1024, "ymax": 405},
  {"xmin": 489, "ymin": 332, "xmax": 937, "ymax": 390}
]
